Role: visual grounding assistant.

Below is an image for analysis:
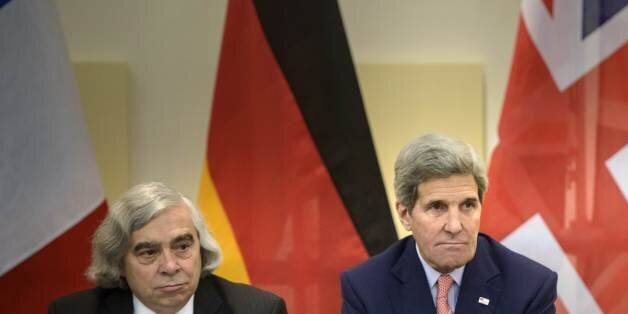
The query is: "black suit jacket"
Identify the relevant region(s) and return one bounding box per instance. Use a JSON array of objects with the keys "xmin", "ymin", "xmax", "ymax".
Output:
[
  {"xmin": 49, "ymin": 274, "xmax": 286, "ymax": 314},
  {"xmin": 341, "ymin": 234, "xmax": 557, "ymax": 314}
]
